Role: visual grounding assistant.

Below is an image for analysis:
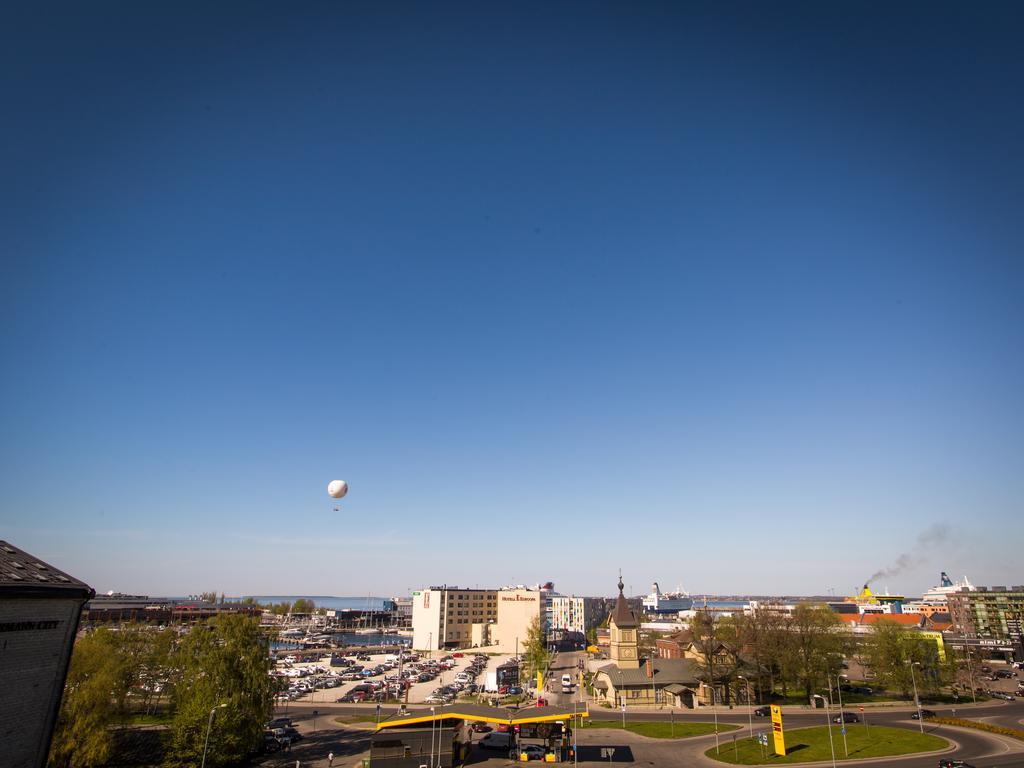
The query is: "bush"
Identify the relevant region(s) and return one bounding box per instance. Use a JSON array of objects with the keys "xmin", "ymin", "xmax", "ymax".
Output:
[{"xmin": 929, "ymin": 717, "xmax": 1024, "ymax": 741}]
